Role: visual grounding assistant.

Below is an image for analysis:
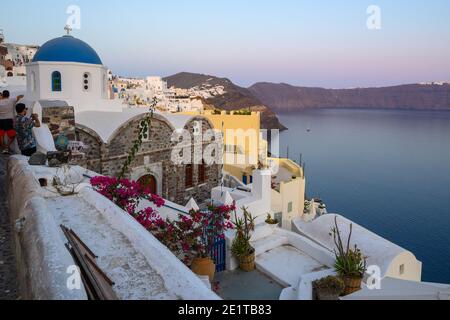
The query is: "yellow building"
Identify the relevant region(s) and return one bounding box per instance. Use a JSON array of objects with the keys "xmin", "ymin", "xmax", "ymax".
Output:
[
  {"xmin": 181, "ymin": 110, "xmax": 261, "ymax": 166},
  {"xmin": 179, "ymin": 109, "xmax": 306, "ymax": 229}
]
